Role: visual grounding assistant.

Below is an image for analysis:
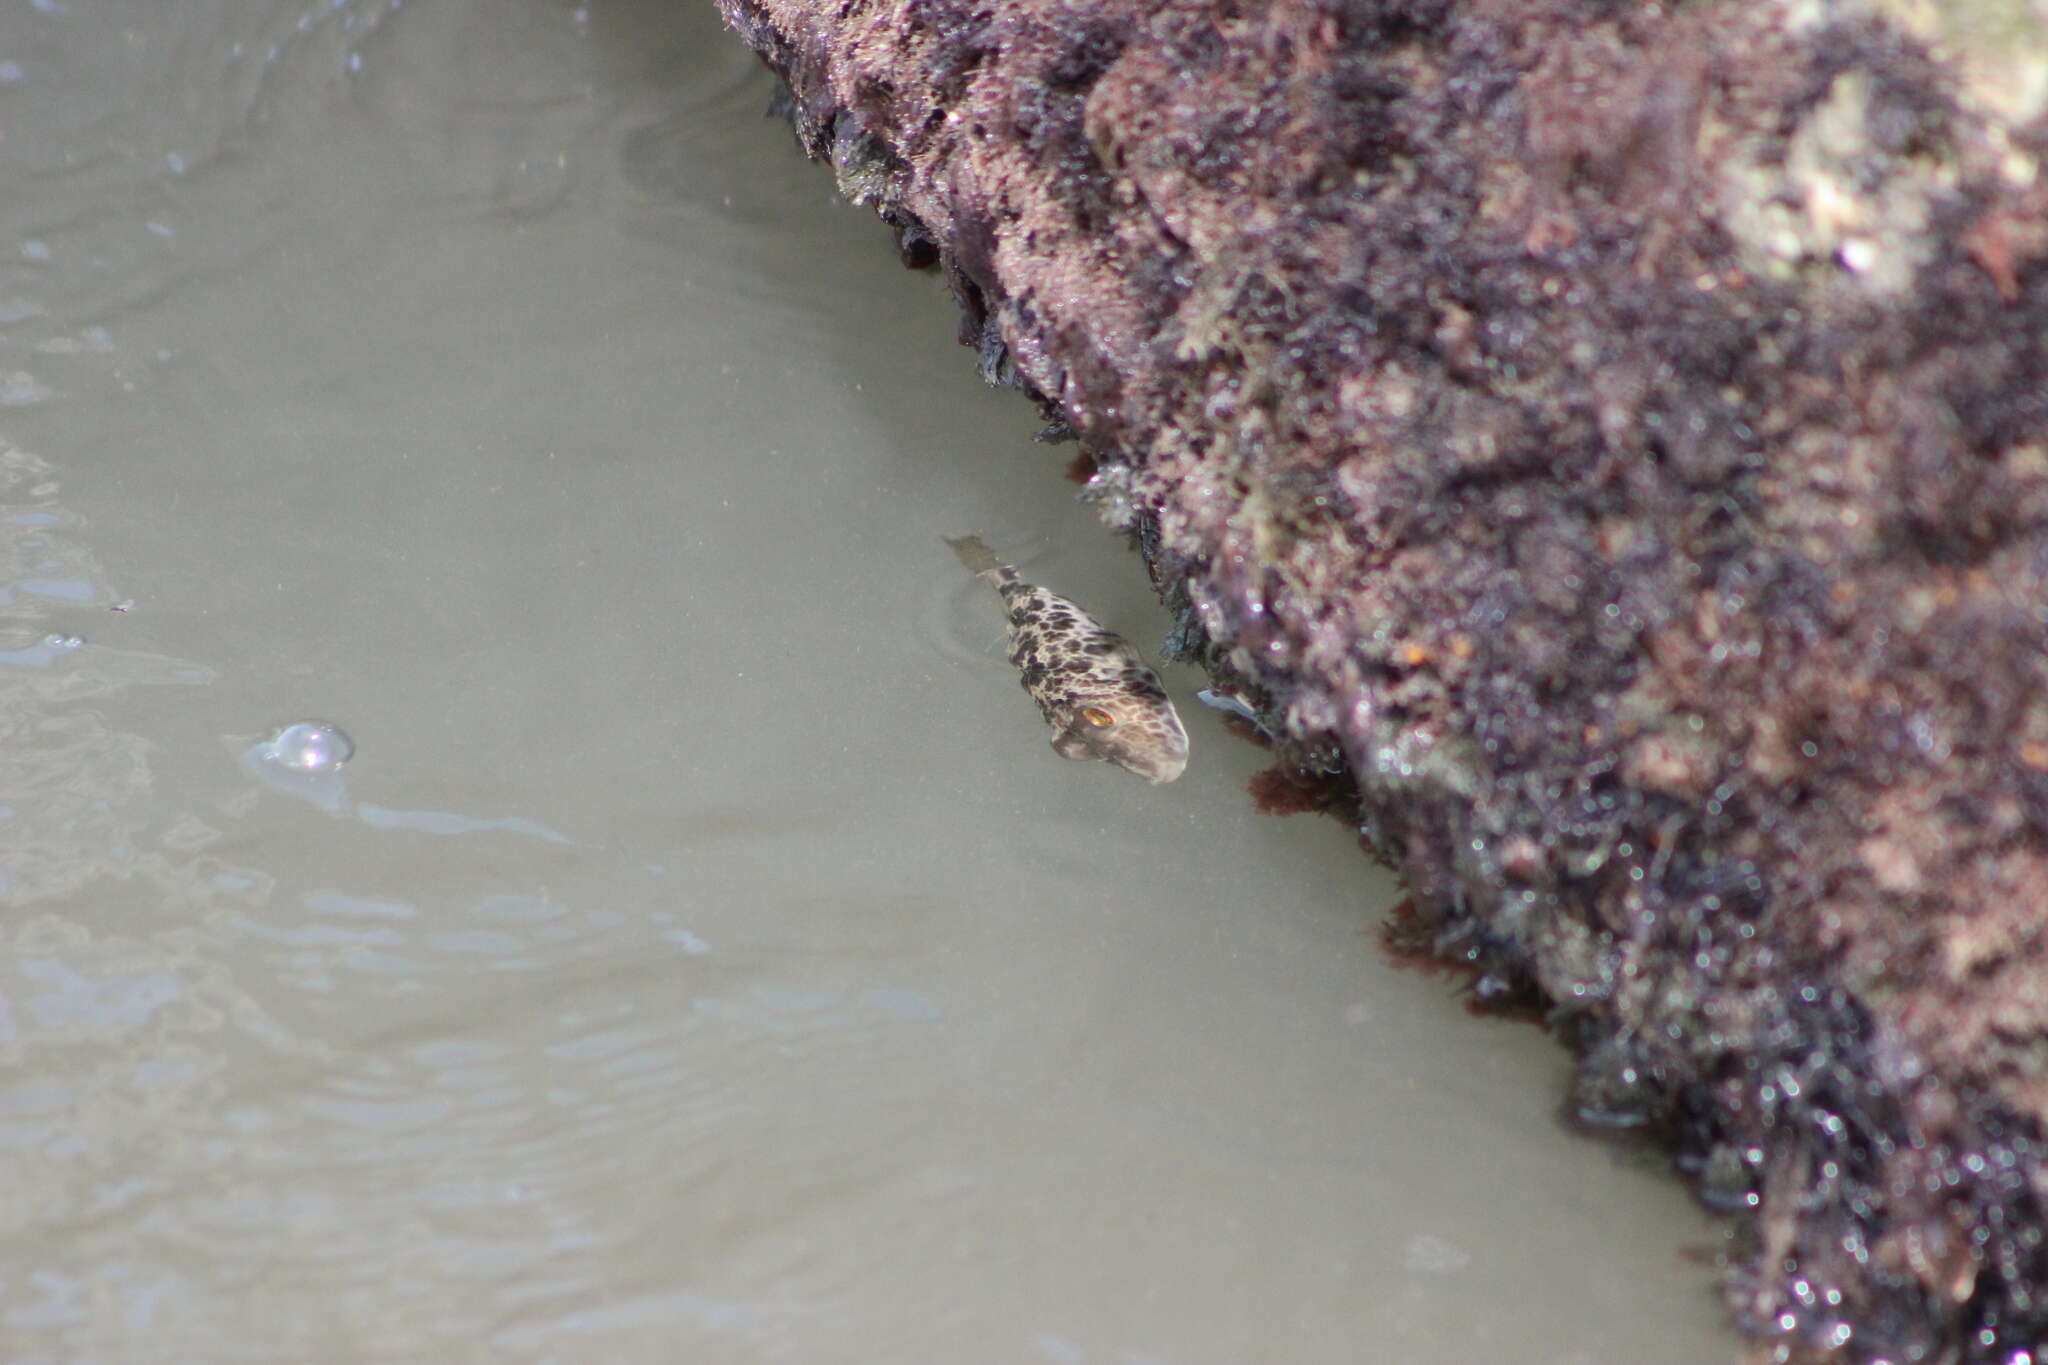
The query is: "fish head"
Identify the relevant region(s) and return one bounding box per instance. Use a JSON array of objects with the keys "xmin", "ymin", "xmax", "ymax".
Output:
[{"xmin": 1049, "ymin": 687, "xmax": 1189, "ymax": 784}]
